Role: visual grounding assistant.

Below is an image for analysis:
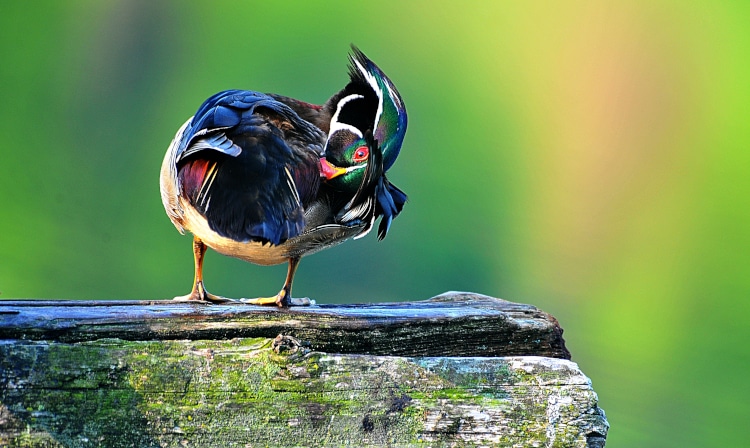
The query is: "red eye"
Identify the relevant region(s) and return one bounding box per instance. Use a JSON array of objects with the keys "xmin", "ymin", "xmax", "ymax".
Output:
[{"xmin": 352, "ymin": 146, "xmax": 369, "ymax": 162}]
